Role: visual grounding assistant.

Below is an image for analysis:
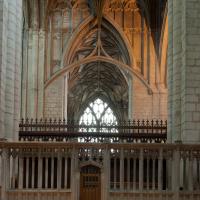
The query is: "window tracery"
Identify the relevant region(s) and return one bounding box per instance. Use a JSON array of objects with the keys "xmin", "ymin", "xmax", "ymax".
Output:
[
  {"xmin": 79, "ymin": 98, "xmax": 118, "ymax": 126},
  {"xmin": 79, "ymin": 98, "xmax": 118, "ymax": 142}
]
